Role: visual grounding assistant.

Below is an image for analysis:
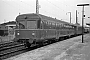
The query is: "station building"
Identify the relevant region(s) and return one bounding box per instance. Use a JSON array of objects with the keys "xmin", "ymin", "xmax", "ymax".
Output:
[{"xmin": 0, "ymin": 21, "xmax": 16, "ymax": 36}]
